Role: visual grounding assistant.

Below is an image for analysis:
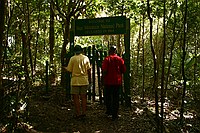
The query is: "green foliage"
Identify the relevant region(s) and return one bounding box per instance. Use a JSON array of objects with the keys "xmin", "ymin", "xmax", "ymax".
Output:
[
  {"xmin": 103, "ymin": 0, "xmax": 137, "ymax": 17},
  {"xmin": 84, "ymin": 0, "xmax": 105, "ymax": 18},
  {"xmin": 75, "ymin": 36, "xmax": 103, "ymax": 47},
  {"xmin": 1, "ymin": 0, "xmax": 200, "ymax": 131}
]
